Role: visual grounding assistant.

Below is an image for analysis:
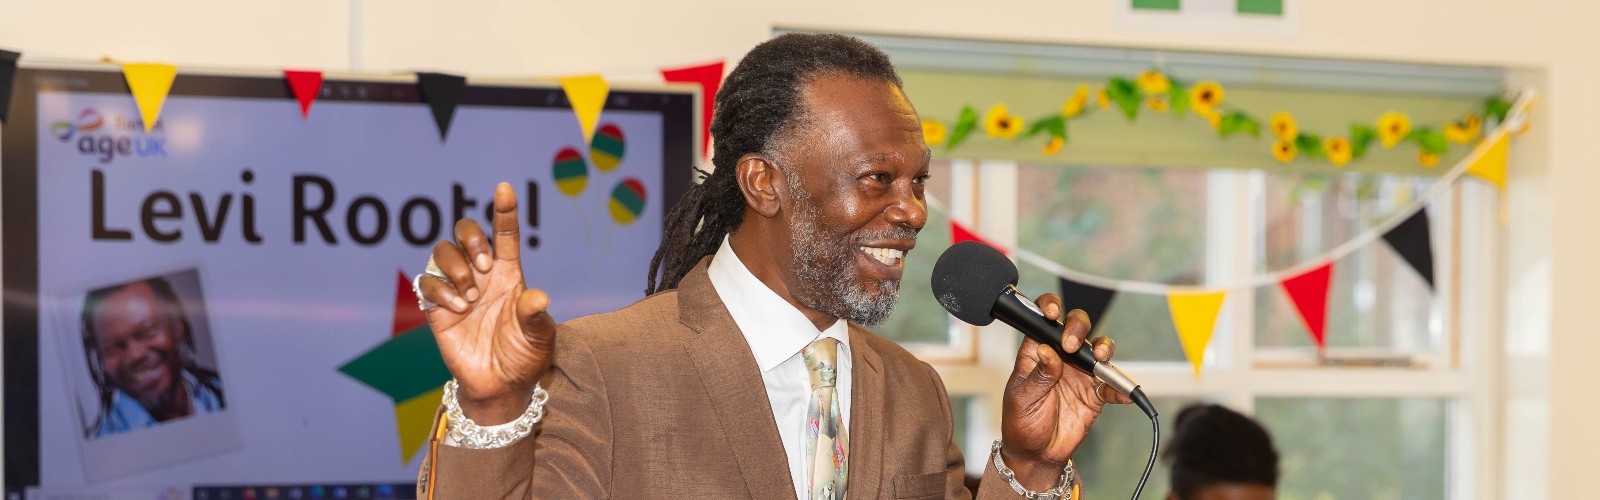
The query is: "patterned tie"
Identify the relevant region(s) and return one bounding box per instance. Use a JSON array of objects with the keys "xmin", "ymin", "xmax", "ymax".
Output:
[{"xmin": 803, "ymin": 338, "xmax": 848, "ymax": 500}]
